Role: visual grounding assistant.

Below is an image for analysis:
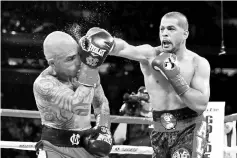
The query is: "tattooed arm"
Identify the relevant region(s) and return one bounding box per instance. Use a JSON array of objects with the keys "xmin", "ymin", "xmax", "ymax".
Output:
[
  {"xmin": 92, "ymin": 81, "xmax": 110, "ymax": 128},
  {"xmin": 33, "ymin": 76, "xmax": 92, "ymax": 113}
]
